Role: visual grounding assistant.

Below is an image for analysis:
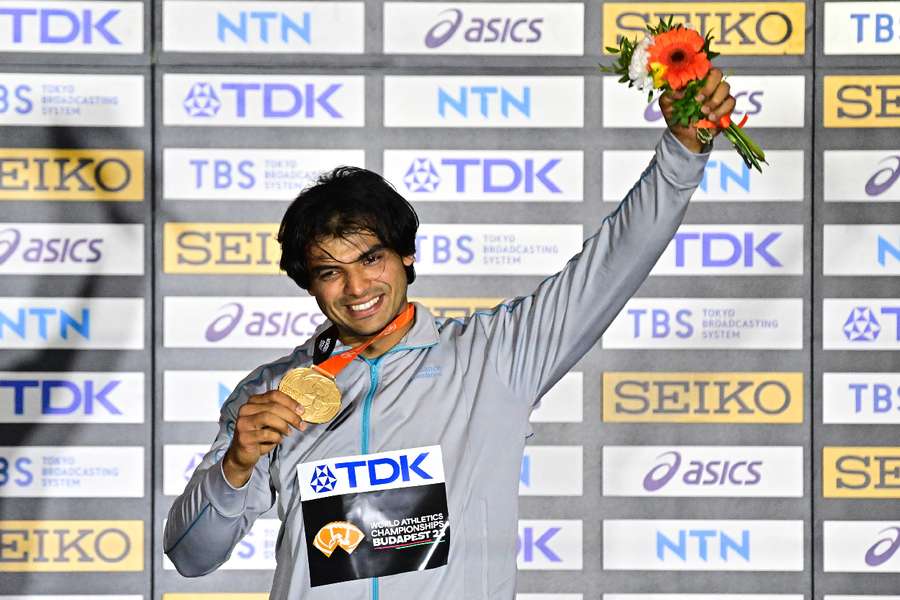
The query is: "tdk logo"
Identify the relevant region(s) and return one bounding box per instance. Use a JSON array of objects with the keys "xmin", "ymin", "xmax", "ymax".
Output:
[
  {"xmin": 218, "ymin": 11, "xmax": 310, "ymax": 44},
  {"xmin": 309, "ymin": 465, "xmax": 337, "ymax": 493},
  {"xmin": 439, "ymin": 85, "xmax": 530, "ymax": 118},
  {"xmin": 0, "ymin": 6, "xmax": 123, "ymax": 45},
  {"xmin": 867, "ymin": 156, "xmax": 900, "ymax": 197},
  {"xmin": 403, "ymin": 157, "xmax": 560, "ymax": 194},
  {"xmin": 672, "ymin": 231, "xmax": 781, "ymax": 267},
  {"xmin": 844, "ymin": 307, "xmax": 882, "ymax": 342},
  {"xmin": 518, "ymin": 526, "xmax": 561, "ymax": 563},
  {"xmin": 181, "ymin": 81, "xmax": 343, "ymax": 119},
  {"xmin": 657, "ymin": 529, "xmax": 750, "ymax": 562},
  {"xmin": 866, "ymin": 526, "xmax": 900, "ymax": 566},
  {"xmin": 330, "ymin": 451, "xmax": 432, "ymax": 490},
  {"xmin": 0, "ymin": 378, "xmax": 121, "ymax": 415},
  {"xmin": 425, "ymin": 8, "xmax": 541, "ymax": 48}
]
